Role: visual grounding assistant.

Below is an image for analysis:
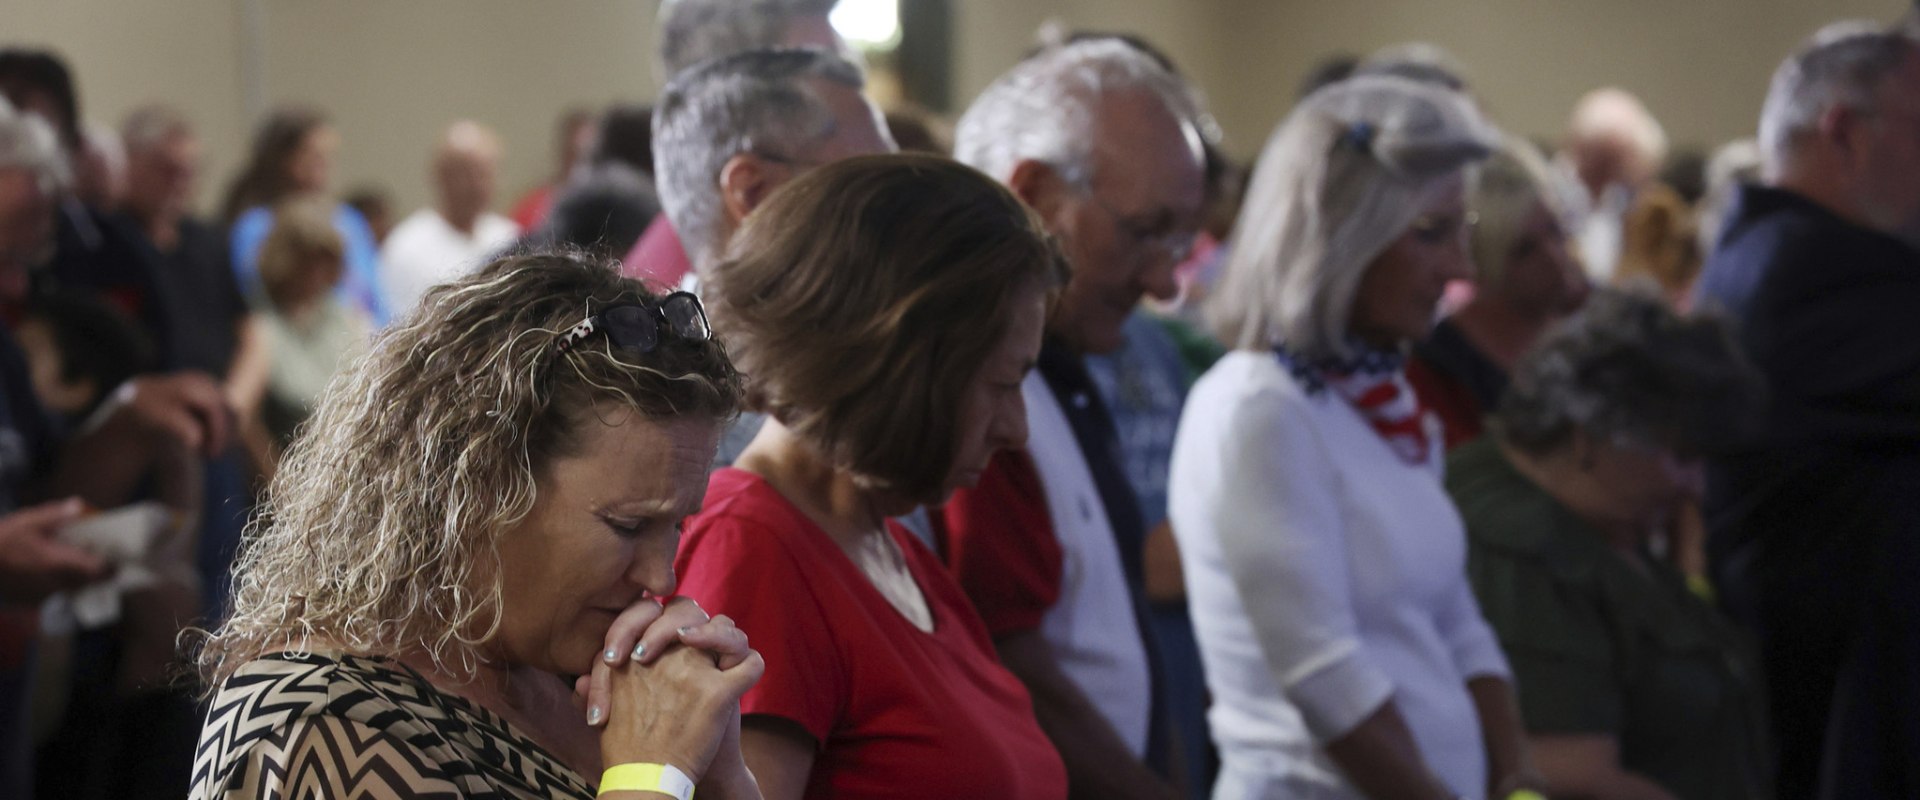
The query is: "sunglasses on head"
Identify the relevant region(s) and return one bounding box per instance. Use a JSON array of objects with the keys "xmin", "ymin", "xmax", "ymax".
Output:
[{"xmin": 553, "ymin": 291, "xmax": 712, "ymax": 355}]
